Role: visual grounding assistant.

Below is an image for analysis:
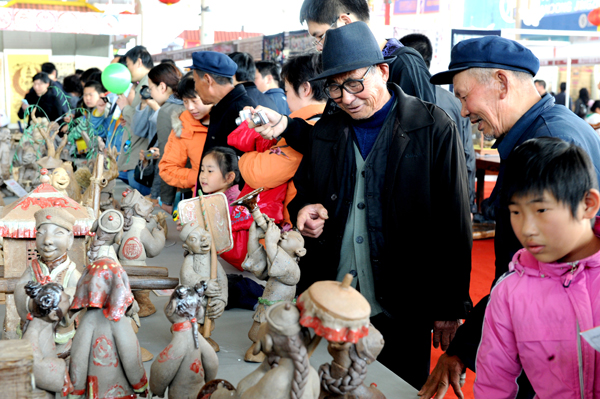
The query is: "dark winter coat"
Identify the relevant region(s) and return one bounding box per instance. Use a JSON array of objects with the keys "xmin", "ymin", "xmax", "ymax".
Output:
[
  {"xmin": 204, "ymin": 84, "xmax": 256, "ymax": 157},
  {"xmin": 286, "ymin": 83, "xmax": 473, "ymax": 320}
]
